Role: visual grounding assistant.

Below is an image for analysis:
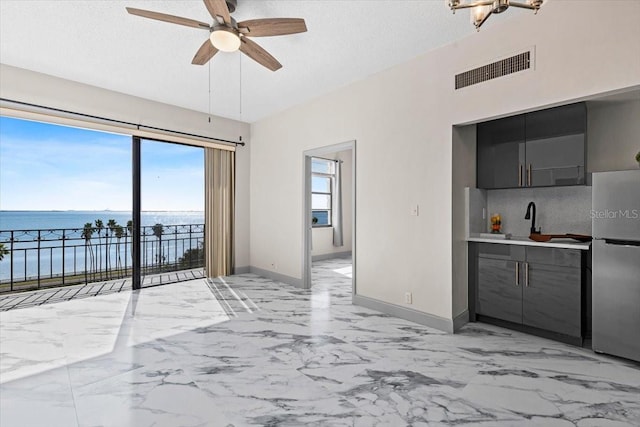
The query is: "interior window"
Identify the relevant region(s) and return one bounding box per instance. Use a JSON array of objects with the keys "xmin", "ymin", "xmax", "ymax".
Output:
[{"xmin": 311, "ymin": 158, "xmax": 334, "ymax": 227}]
